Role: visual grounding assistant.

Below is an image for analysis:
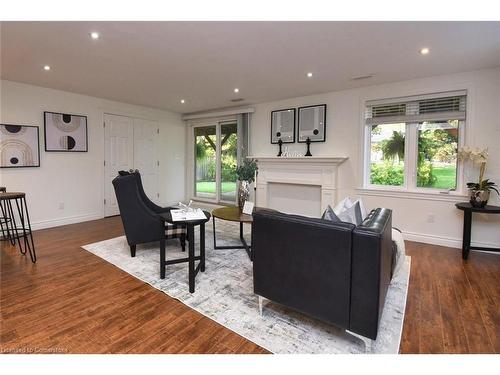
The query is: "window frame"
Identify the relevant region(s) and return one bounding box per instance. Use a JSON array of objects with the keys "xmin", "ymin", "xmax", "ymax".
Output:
[
  {"xmin": 363, "ymin": 118, "xmax": 466, "ymax": 196},
  {"xmin": 190, "ymin": 118, "xmax": 238, "ymax": 205},
  {"xmin": 218, "ymin": 121, "xmax": 239, "ymax": 204}
]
